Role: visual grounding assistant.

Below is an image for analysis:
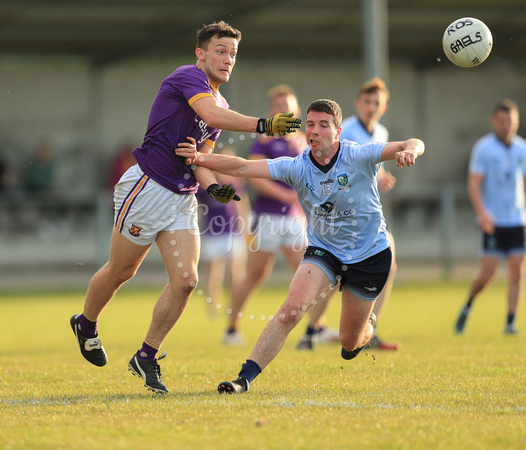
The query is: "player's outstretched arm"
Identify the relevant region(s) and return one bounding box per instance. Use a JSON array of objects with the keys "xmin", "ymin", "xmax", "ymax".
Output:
[
  {"xmin": 191, "ymin": 153, "xmax": 271, "ymax": 179},
  {"xmin": 180, "ymin": 138, "xmax": 240, "ymax": 203},
  {"xmin": 191, "ymin": 97, "xmax": 301, "ymax": 136},
  {"xmin": 381, "ymin": 138, "xmax": 425, "ymax": 168}
]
